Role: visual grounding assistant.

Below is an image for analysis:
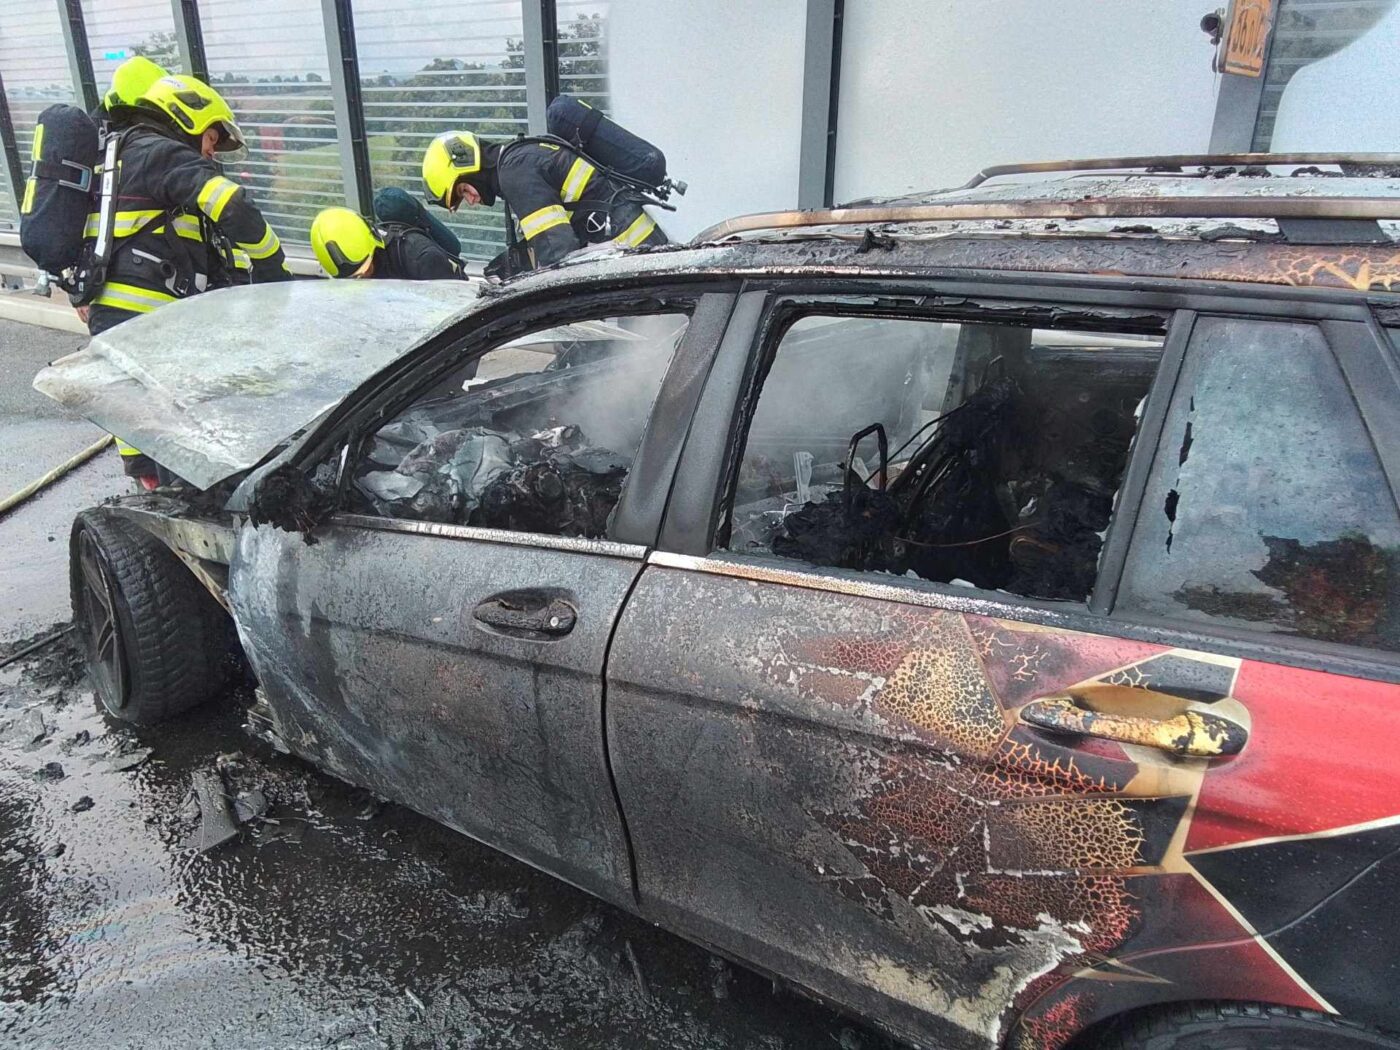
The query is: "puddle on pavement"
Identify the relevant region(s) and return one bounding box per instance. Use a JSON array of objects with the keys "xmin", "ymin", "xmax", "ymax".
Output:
[{"xmin": 0, "ymin": 629, "xmax": 899, "ymax": 1050}]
